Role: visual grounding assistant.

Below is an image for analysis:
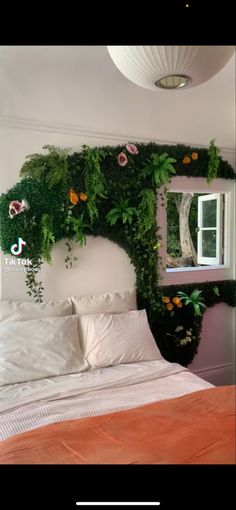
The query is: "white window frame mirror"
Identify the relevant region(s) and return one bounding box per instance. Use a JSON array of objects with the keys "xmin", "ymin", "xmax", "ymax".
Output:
[
  {"xmin": 197, "ymin": 193, "xmax": 223, "ymax": 266},
  {"xmin": 157, "ymin": 176, "xmax": 235, "ymax": 285}
]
